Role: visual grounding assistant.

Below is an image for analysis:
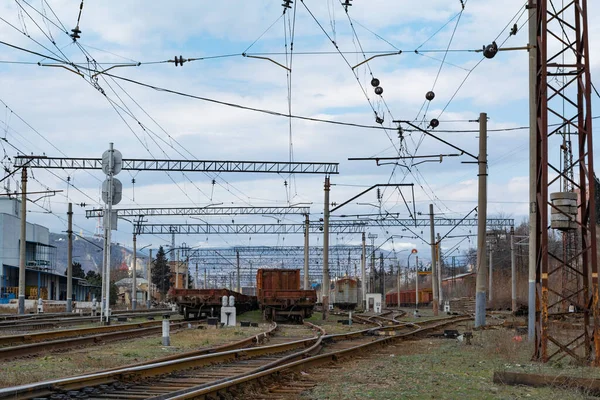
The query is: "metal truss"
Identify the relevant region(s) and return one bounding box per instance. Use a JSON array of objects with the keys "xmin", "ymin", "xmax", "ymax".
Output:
[
  {"xmin": 86, "ymin": 206, "xmax": 310, "ymax": 218},
  {"xmin": 138, "ymin": 217, "xmax": 514, "ymax": 235},
  {"xmin": 534, "ymin": 0, "xmax": 599, "ymax": 364},
  {"xmin": 139, "ymin": 223, "xmax": 367, "ymax": 235},
  {"xmin": 14, "ymin": 156, "xmax": 339, "ymax": 174},
  {"xmin": 182, "ymin": 245, "xmax": 371, "ymax": 258}
]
